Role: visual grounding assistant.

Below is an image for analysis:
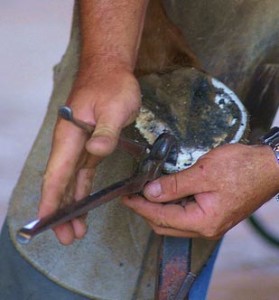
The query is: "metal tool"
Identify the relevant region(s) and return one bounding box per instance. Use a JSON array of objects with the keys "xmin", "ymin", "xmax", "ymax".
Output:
[
  {"xmin": 17, "ymin": 105, "xmax": 198, "ymax": 299},
  {"xmin": 58, "ymin": 106, "xmax": 94, "ymax": 134},
  {"xmin": 17, "ymin": 128, "xmax": 178, "ymax": 244},
  {"xmin": 58, "ymin": 105, "xmax": 149, "ymax": 158}
]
